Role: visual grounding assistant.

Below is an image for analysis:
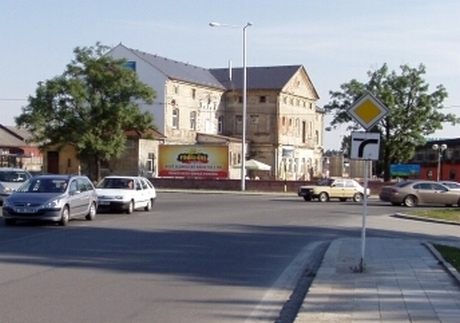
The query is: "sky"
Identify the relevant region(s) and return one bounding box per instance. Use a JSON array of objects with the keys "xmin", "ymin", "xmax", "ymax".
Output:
[{"xmin": 1, "ymin": 0, "xmax": 459, "ymax": 150}]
